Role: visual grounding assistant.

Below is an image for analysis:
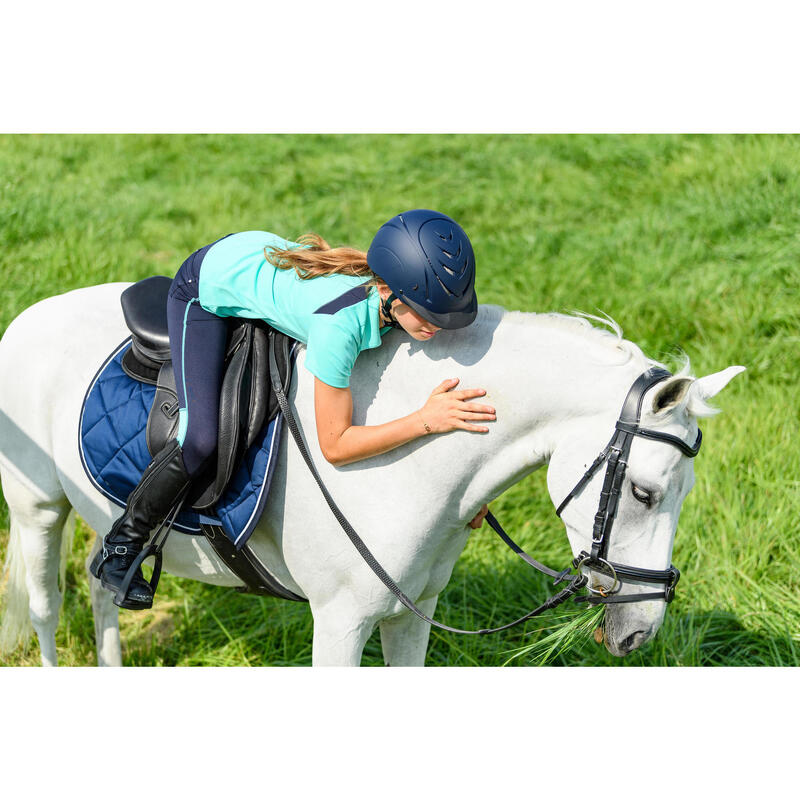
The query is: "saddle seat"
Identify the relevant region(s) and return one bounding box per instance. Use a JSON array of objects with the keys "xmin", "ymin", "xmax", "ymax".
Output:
[{"xmin": 119, "ymin": 275, "xmax": 294, "ymax": 511}]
